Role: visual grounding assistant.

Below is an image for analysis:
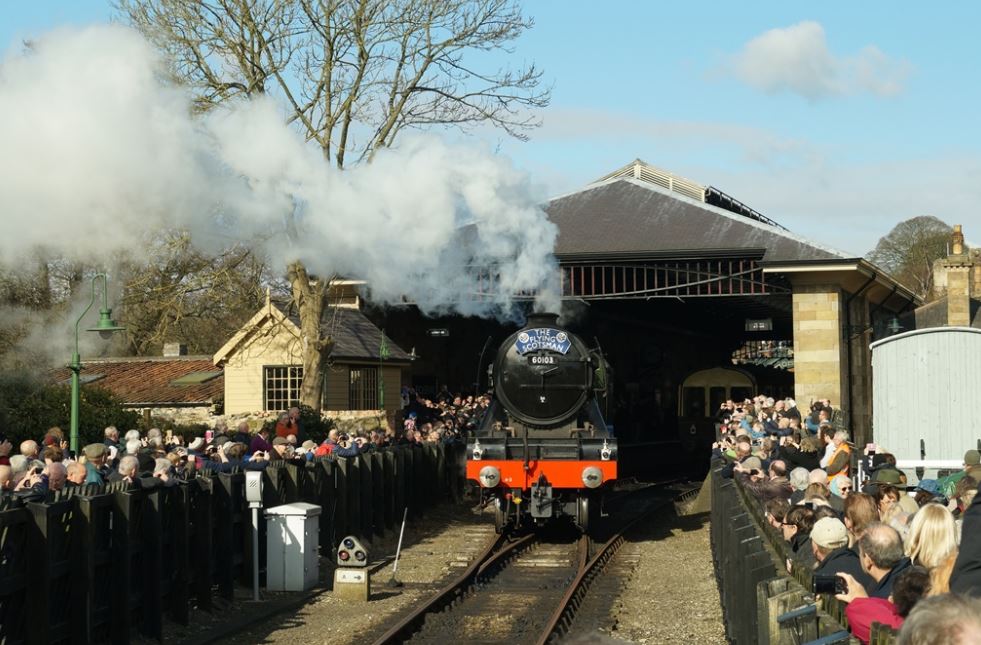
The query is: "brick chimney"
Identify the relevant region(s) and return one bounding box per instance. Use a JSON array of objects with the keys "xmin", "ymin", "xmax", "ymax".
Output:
[
  {"xmin": 945, "ymin": 225, "xmax": 972, "ymax": 326},
  {"xmin": 163, "ymin": 342, "xmax": 188, "ymax": 357}
]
